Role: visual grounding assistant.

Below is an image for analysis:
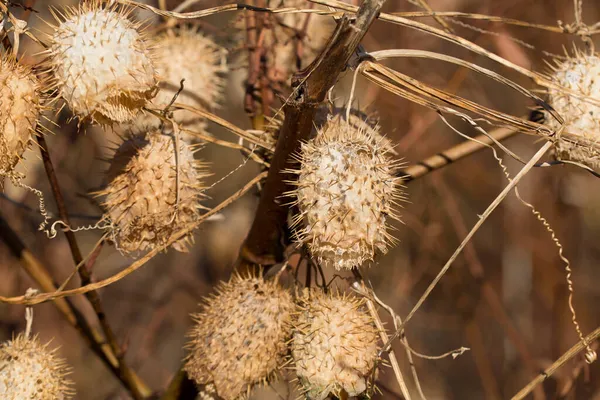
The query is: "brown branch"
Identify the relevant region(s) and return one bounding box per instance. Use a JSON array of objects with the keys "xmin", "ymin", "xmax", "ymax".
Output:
[
  {"xmin": 512, "ymin": 325, "xmax": 600, "ymax": 400},
  {"xmin": 0, "ymin": 213, "xmax": 139, "ymax": 394},
  {"xmin": 399, "ymin": 126, "xmax": 518, "ymax": 182},
  {"xmin": 36, "ymin": 134, "xmax": 150, "ymax": 399},
  {"xmin": 0, "ymin": 172, "xmax": 267, "ymax": 305},
  {"xmin": 239, "ymin": 0, "xmax": 387, "ymax": 269}
]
